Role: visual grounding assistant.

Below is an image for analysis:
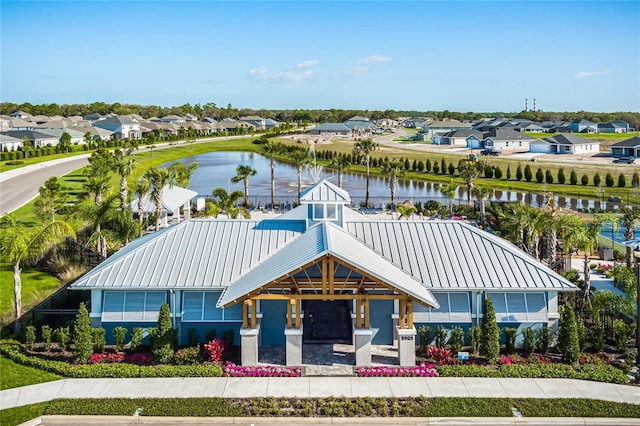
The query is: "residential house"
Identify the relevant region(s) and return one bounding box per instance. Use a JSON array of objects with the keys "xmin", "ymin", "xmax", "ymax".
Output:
[
  {"xmin": 130, "ymin": 185, "xmax": 198, "ymax": 228},
  {"xmin": 239, "ymin": 116, "xmax": 267, "ymax": 130},
  {"xmin": 466, "ymin": 129, "xmax": 535, "ymax": 151},
  {"xmin": 184, "ymin": 114, "xmax": 198, "ymax": 122},
  {"xmin": 9, "ymin": 110, "xmax": 31, "ymax": 119},
  {"xmin": 0, "ymin": 116, "xmax": 10, "ymax": 132},
  {"xmin": 310, "ymin": 123, "xmax": 352, "ymax": 137},
  {"xmin": 530, "ymin": 134, "xmax": 600, "ymax": 155},
  {"xmin": 610, "ymin": 136, "xmax": 640, "ymax": 158},
  {"xmin": 37, "ymin": 128, "xmax": 86, "ymax": 146},
  {"xmin": 160, "ymin": 115, "xmax": 186, "ymax": 123},
  {"xmin": 568, "ymin": 119, "xmax": 597, "ymax": 133},
  {"xmin": 8, "ymin": 118, "xmax": 33, "ymax": 131},
  {"xmin": 4, "ymin": 130, "xmax": 59, "ymax": 148},
  {"xmin": 69, "ymin": 180, "xmax": 576, "ymax": 367},
  {"xmin": 598, "ymin": 121, "xmax": 628, "ymax": 134},
  {"xmin": 418, "ymin": 120, "xmax": 472, "ymax": 141},
  {"xmin": 84, "ymin": 113, "xmax": 106, "ymax": 122},
  {"xmin": 433, "ymin": 130, "xmax": 483, "ymax": 146},
  {"xmin": 0, "ymin": 133, "xmax": 23, "ymax": 151},
  {"xmin": 93, "ymin": 116, "xmax": 142, "ymax": 139}
]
